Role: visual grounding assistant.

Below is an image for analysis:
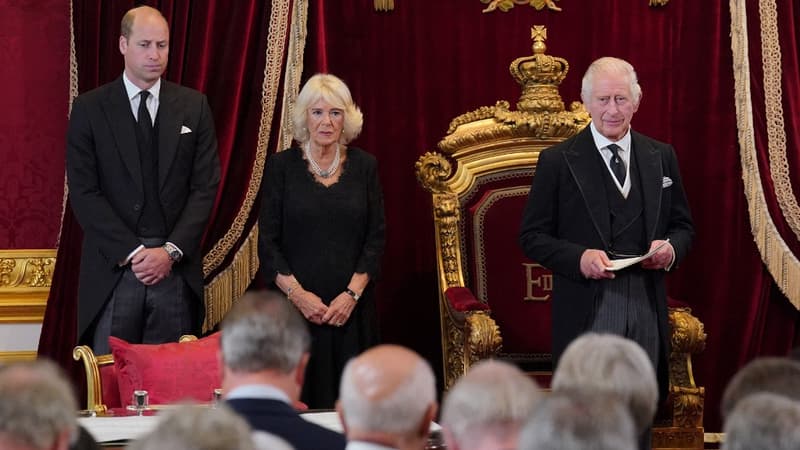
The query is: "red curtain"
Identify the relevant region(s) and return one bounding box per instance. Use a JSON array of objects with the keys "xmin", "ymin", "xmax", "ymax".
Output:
[
  {"xmin": 306, "ymin": 0, "xmax": 800, "ymax": 431},
  {"xmin": 0, "ymin": 0, "xmax": 69, "ymax": 248},
  {"xmin": 38, "ymin": 0, "xmax": 282, "ymax": 391}
]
